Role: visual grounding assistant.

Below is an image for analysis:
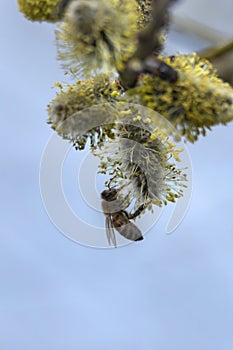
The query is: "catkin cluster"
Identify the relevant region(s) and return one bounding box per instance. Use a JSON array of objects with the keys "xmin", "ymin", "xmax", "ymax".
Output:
[
  {"xmin": 18, "ymin": 0, "xmax": 233, "ymax": 217},
  {"xmin": 18, "ymin": 0, "xmax": 150, "ymax": 77}
]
